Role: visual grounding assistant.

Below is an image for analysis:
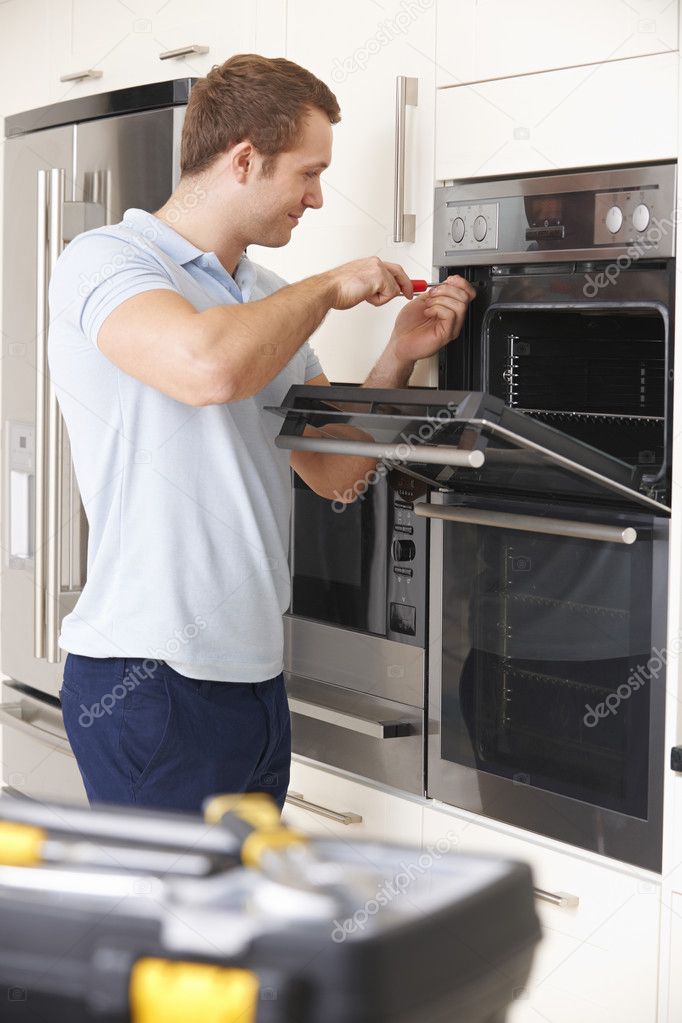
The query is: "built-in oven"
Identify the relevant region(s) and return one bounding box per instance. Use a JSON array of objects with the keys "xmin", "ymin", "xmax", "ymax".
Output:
[
  {"xmin": 423, "ymin": 492, "xmax": 667, "ymax": 872},
  {"xmin": 268, "ymin": 161, "xmax": 674, "ymax": 870},
  {"xmin": 282, "ymin": 467, "xmax": 429, "ymax": 795},
  {"xmin": 426, "ymin": 161, "xmax": 675, "ymax": 870}
]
